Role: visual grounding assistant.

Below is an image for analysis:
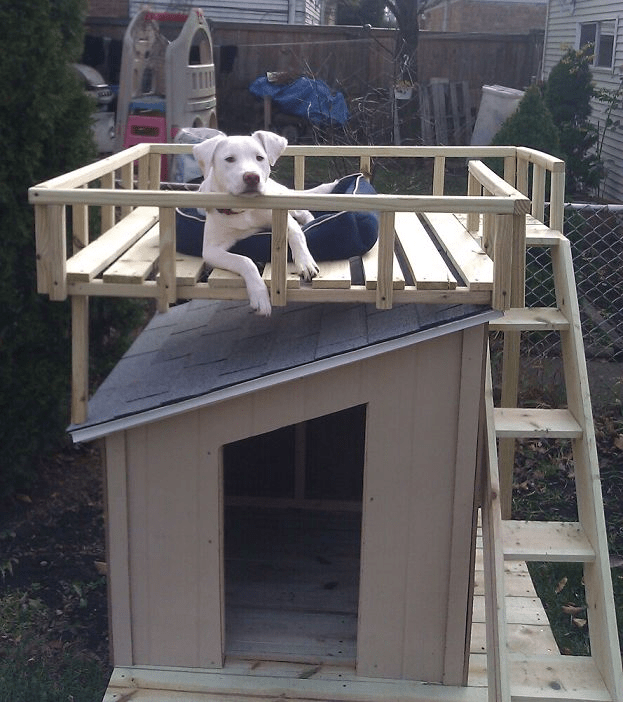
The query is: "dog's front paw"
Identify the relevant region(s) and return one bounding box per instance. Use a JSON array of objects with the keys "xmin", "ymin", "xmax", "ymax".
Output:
[
  {"xmin": 295, "ymin": 253, "xmax": 319, "ymax": 281},
  {"xmin": 248, "ymin": 284, "xmax": 272, "ymax": 316}
]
